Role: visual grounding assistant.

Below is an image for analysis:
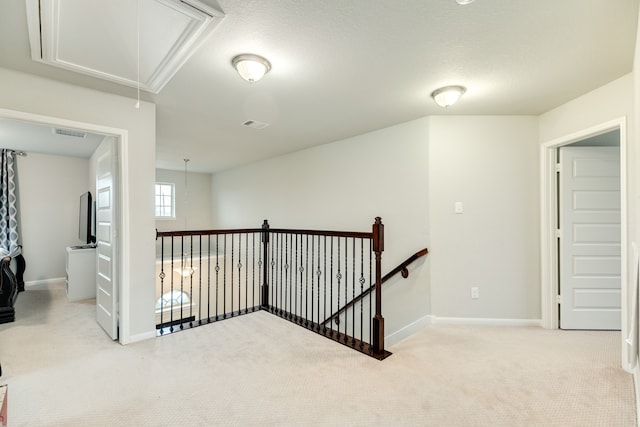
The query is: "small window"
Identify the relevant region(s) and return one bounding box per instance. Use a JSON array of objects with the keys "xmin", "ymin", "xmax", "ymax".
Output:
[{"xmin": 155, "ymin": 183, "xmax": 175, "ymax": 219}]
